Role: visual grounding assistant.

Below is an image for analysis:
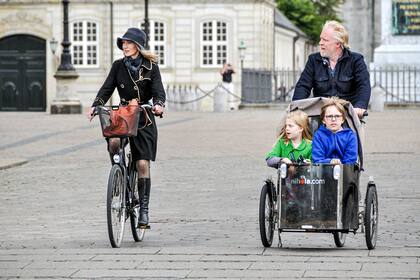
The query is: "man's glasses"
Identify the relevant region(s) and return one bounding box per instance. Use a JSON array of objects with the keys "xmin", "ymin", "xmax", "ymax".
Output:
[{"xmin": 325, "ymin": 114, "xmax": 343, "ymax": 120}]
